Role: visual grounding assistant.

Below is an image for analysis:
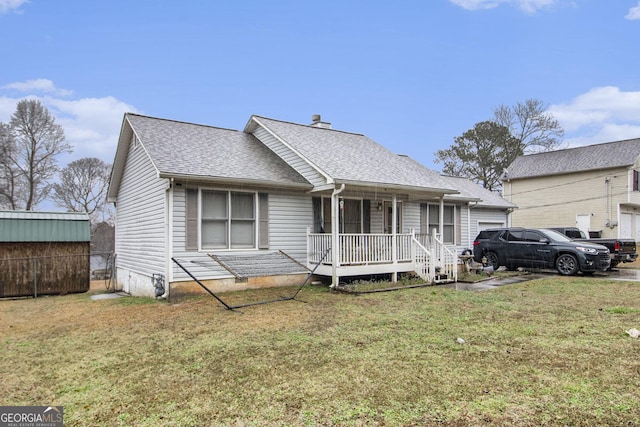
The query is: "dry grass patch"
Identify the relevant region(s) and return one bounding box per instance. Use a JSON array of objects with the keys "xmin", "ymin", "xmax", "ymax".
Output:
[{"xmin": 1, "ymin": 277, "xmax": 640, "ymax": 426}]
